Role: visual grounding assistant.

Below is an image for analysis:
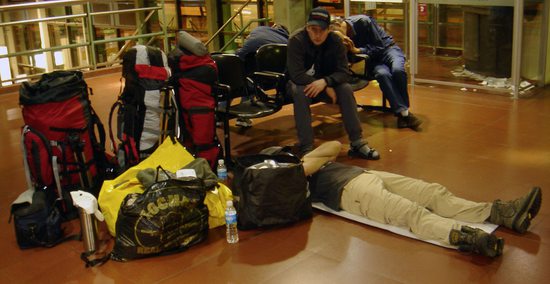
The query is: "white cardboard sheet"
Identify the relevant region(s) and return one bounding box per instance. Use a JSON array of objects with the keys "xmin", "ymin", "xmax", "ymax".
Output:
[{"xmin": 312, "ymin": 202, "xmax": 498, "ymax": 249}]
